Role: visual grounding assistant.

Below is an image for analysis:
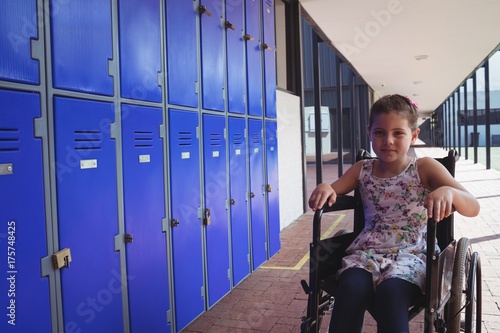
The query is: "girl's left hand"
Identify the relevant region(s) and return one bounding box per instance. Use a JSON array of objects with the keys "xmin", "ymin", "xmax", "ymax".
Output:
[{"xmin": 424, "ymin": 186, "xmax": 455, "ymax": 222}]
